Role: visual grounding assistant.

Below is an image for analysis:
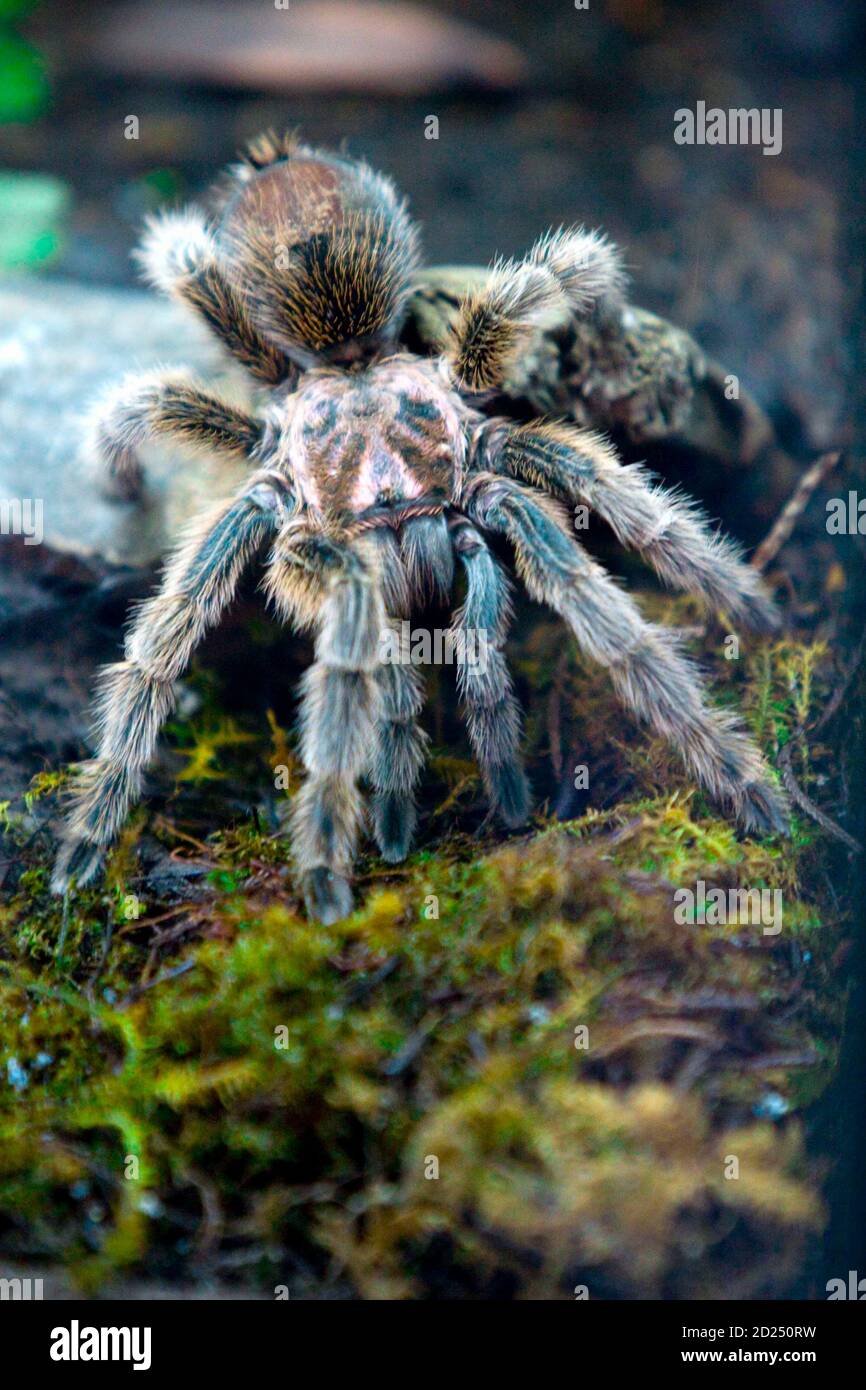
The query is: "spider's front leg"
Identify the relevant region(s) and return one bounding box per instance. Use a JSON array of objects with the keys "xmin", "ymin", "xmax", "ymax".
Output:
[
  {"xmin": 463, "ymin": 474, "xmax": 789, "ymax": 836},
  {"xmin": 485, "ymin": 422, "xmax": 780, "ymax": 633},
  {"xmin": 52, "ymin": 478, "xmax": 285, "ymax": 893},
  {"xmin": 85, "ymin": 369, "xmax": 265, "ymax": 500},
  {"xmin": 265, "ymin": 532, "xmax": 387, "ymax": 924},
  {"xmin": 445, "ymin": 227, "xmax": 625, "ymax": 393}
]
